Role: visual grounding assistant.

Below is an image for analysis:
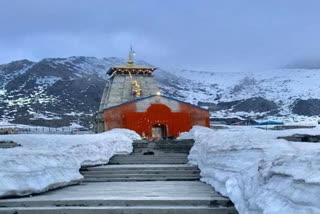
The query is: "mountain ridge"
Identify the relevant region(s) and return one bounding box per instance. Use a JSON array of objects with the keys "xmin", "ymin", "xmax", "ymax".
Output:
[{"xmin": 0, "ymin": 56, "xmax": 319, "ymax": 128}]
